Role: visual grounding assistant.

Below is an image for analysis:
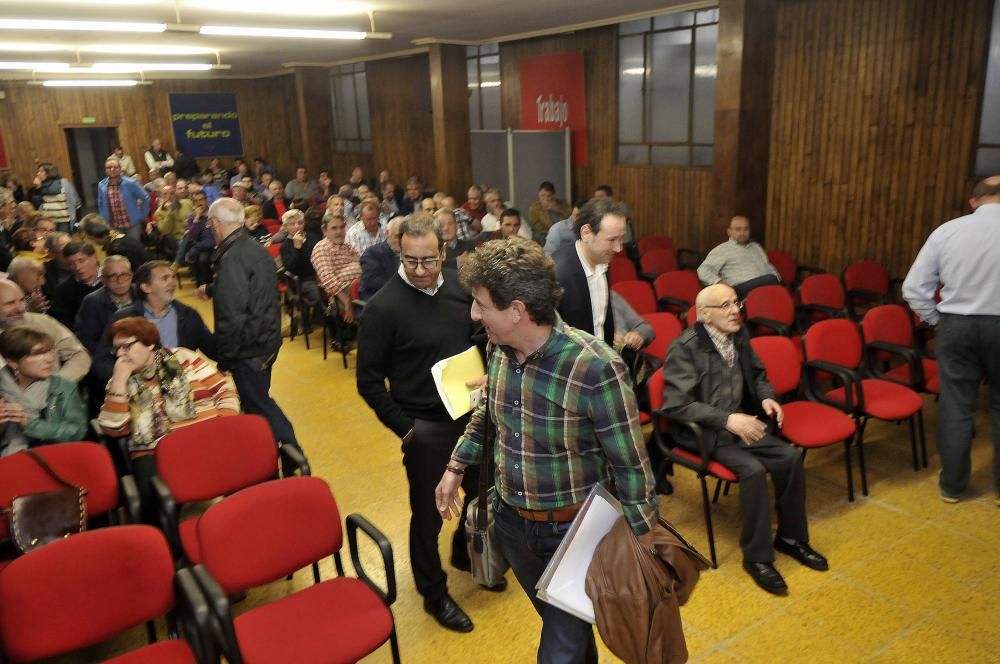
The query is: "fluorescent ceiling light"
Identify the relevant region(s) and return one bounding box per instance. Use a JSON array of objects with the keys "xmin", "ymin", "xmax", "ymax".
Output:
[
  {"xmin": 201, "ymin": 25, "xmax": 366, "ymax": 40},
  {"xmin": 0, "ymin": 61, "xmax": 69, "ymax": 70},
  {"xmin": 42, "ymin": 79, "xmax": 139, "ymax": 87},
  {"xmin": 80, "ymin": 44, "xmax": 218, "ymax": 56},
  {"xmin": 186, "ymin": 0, "xmax": 368, "ymax": 16},
  {"xmin": 0, "ymin": 19, "xmax": 166, "ymax": 33},
  {"xmin": 0, "ymin": 42, "xmax": 70, "ymax": 52},
  {"xmin": 622, "ymin": 67, "xmax": 645, "ymax": 76},
  {"xmin": 92, "ymin": 62, "xmax": 213, "ymax": 72}
]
